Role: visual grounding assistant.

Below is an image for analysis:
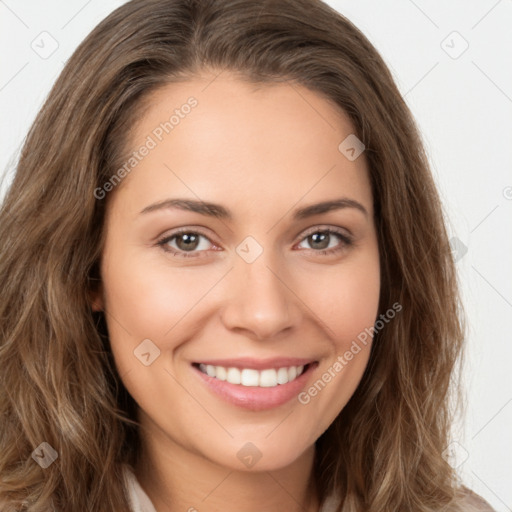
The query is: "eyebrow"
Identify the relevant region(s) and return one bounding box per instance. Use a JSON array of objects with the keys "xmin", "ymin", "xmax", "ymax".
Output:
[{"xmin": 139, "ymin": 197, "xmax": 368, "ymax": 220}]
